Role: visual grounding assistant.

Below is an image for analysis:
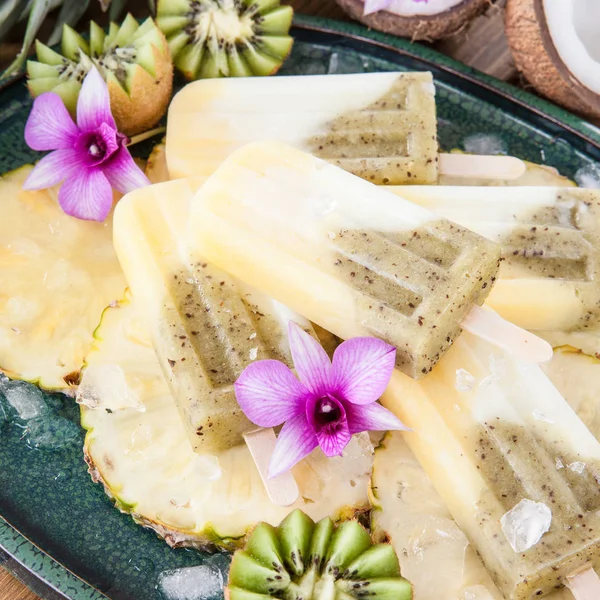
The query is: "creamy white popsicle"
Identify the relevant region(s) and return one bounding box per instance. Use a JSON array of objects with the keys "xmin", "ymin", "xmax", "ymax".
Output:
[
  {"xmin": 391, "ymin": 185, "xmax": 600, "ymax": 332},
  {"xmin": 189, "ymin": 141, "xmax": 502, "ymax": 379},
  {"xmin": 382, "ymin": 332, "xmax": 600, "ymax": 600}
]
